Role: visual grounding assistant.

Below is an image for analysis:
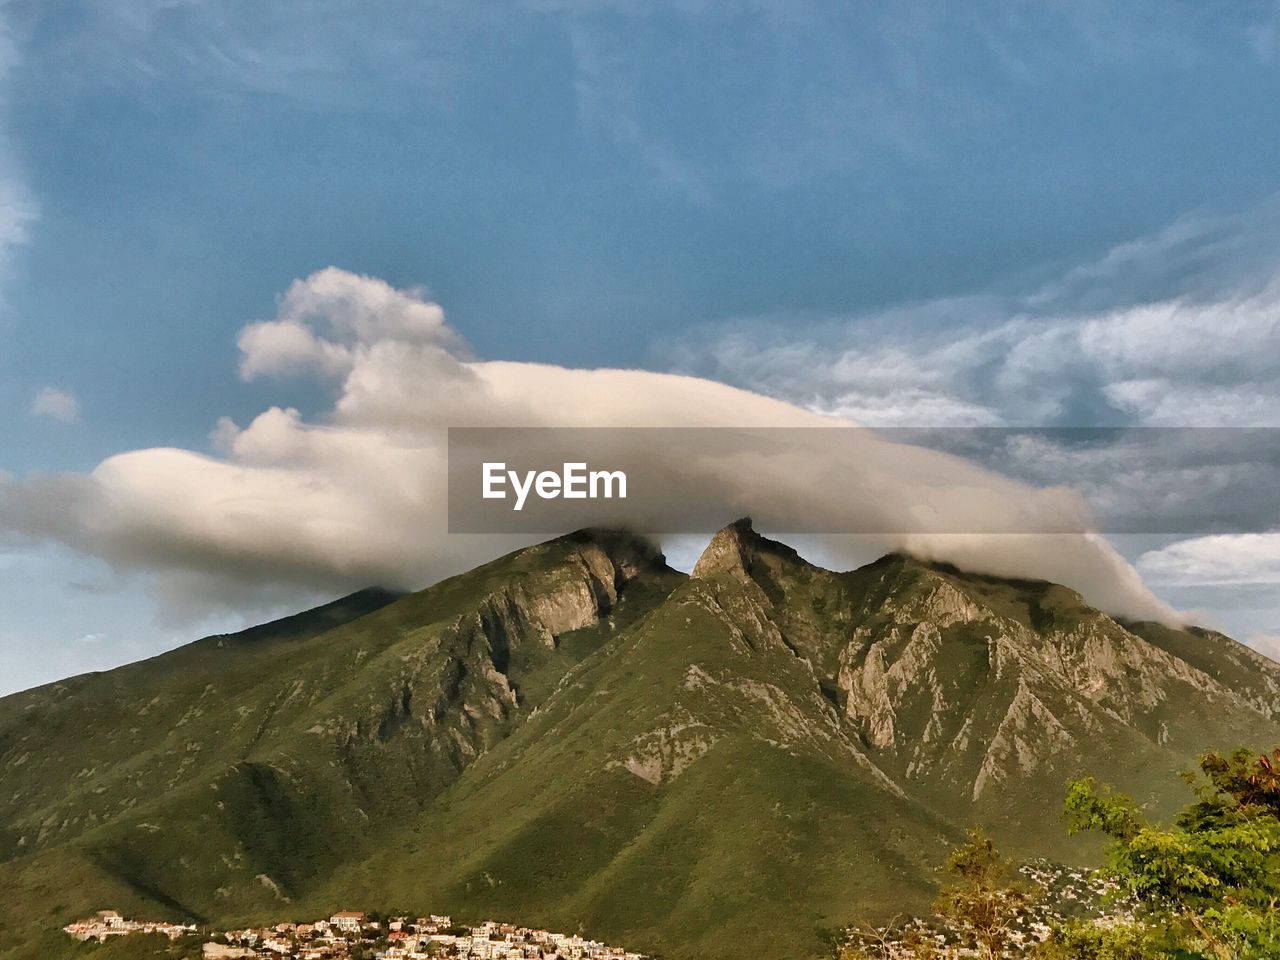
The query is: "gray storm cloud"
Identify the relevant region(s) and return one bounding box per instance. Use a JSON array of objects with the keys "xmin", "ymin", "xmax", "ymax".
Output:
[{"xmin": 0, "ymin": 268, "xmax": 1181, "ymax": 625}]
